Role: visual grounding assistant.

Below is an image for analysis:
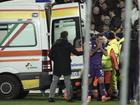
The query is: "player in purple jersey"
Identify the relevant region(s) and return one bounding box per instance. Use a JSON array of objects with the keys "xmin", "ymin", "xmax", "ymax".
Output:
[{"xmin": 87, "ymin": 34, "xmax": 110, "ymax": 102}]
